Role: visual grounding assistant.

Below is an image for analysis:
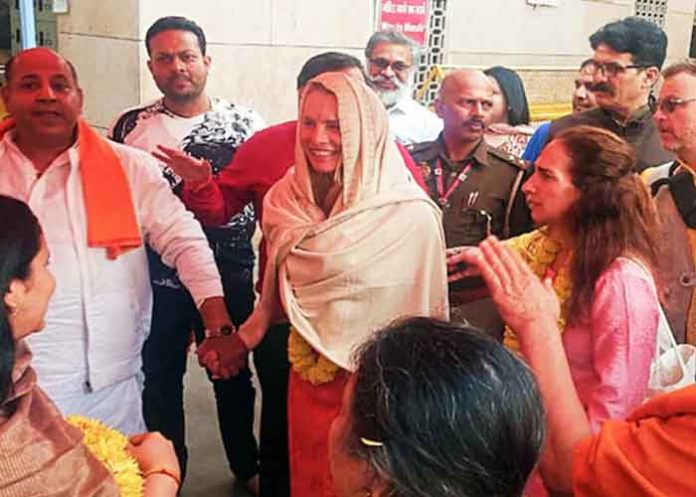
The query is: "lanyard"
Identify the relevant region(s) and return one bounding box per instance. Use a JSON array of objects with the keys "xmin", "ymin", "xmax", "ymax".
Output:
[{"xmin": 434, "ymin": 158, "xmax": 473, "ymax": 207}]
